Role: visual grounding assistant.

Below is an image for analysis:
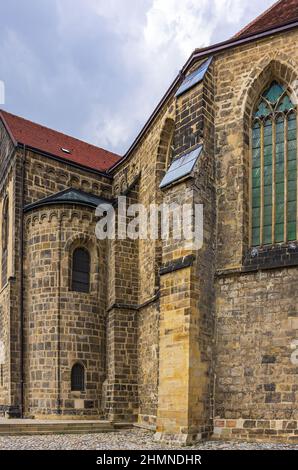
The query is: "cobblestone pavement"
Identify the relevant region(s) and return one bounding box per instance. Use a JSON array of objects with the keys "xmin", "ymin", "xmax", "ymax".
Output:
[{"xmin": 0, "ymin": 429, "xmax": 297, "ymax": 450}]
